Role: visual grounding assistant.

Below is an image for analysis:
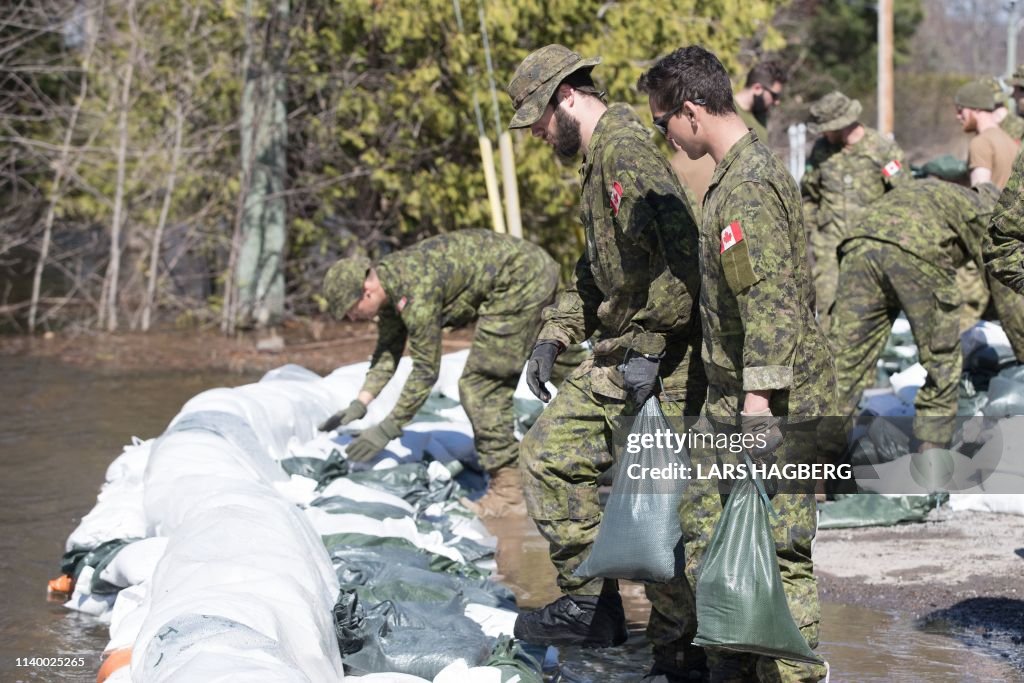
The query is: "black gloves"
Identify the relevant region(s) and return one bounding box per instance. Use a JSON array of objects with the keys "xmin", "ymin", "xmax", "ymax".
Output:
[
  {"xmin": 526, "ymin": 340, "xmax": 564, "ymax": 402},
  {"xmin": 621, "ymin": 352, "xmax": 662, "ymax": 406},
  {"xmin": 740, "ymin": 409, "xmax": 784, "ymax": 462}
]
